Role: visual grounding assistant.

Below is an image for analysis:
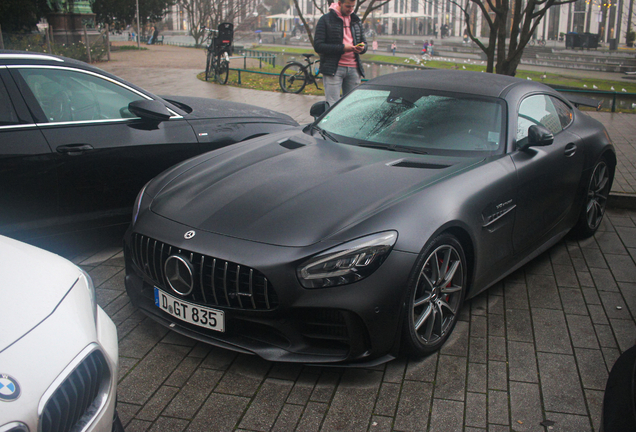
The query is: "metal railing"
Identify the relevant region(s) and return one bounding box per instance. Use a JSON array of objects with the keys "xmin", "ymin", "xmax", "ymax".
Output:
[{"xmin": 554, "ymin": 88, "xmax": 636, "ymax": 113}]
